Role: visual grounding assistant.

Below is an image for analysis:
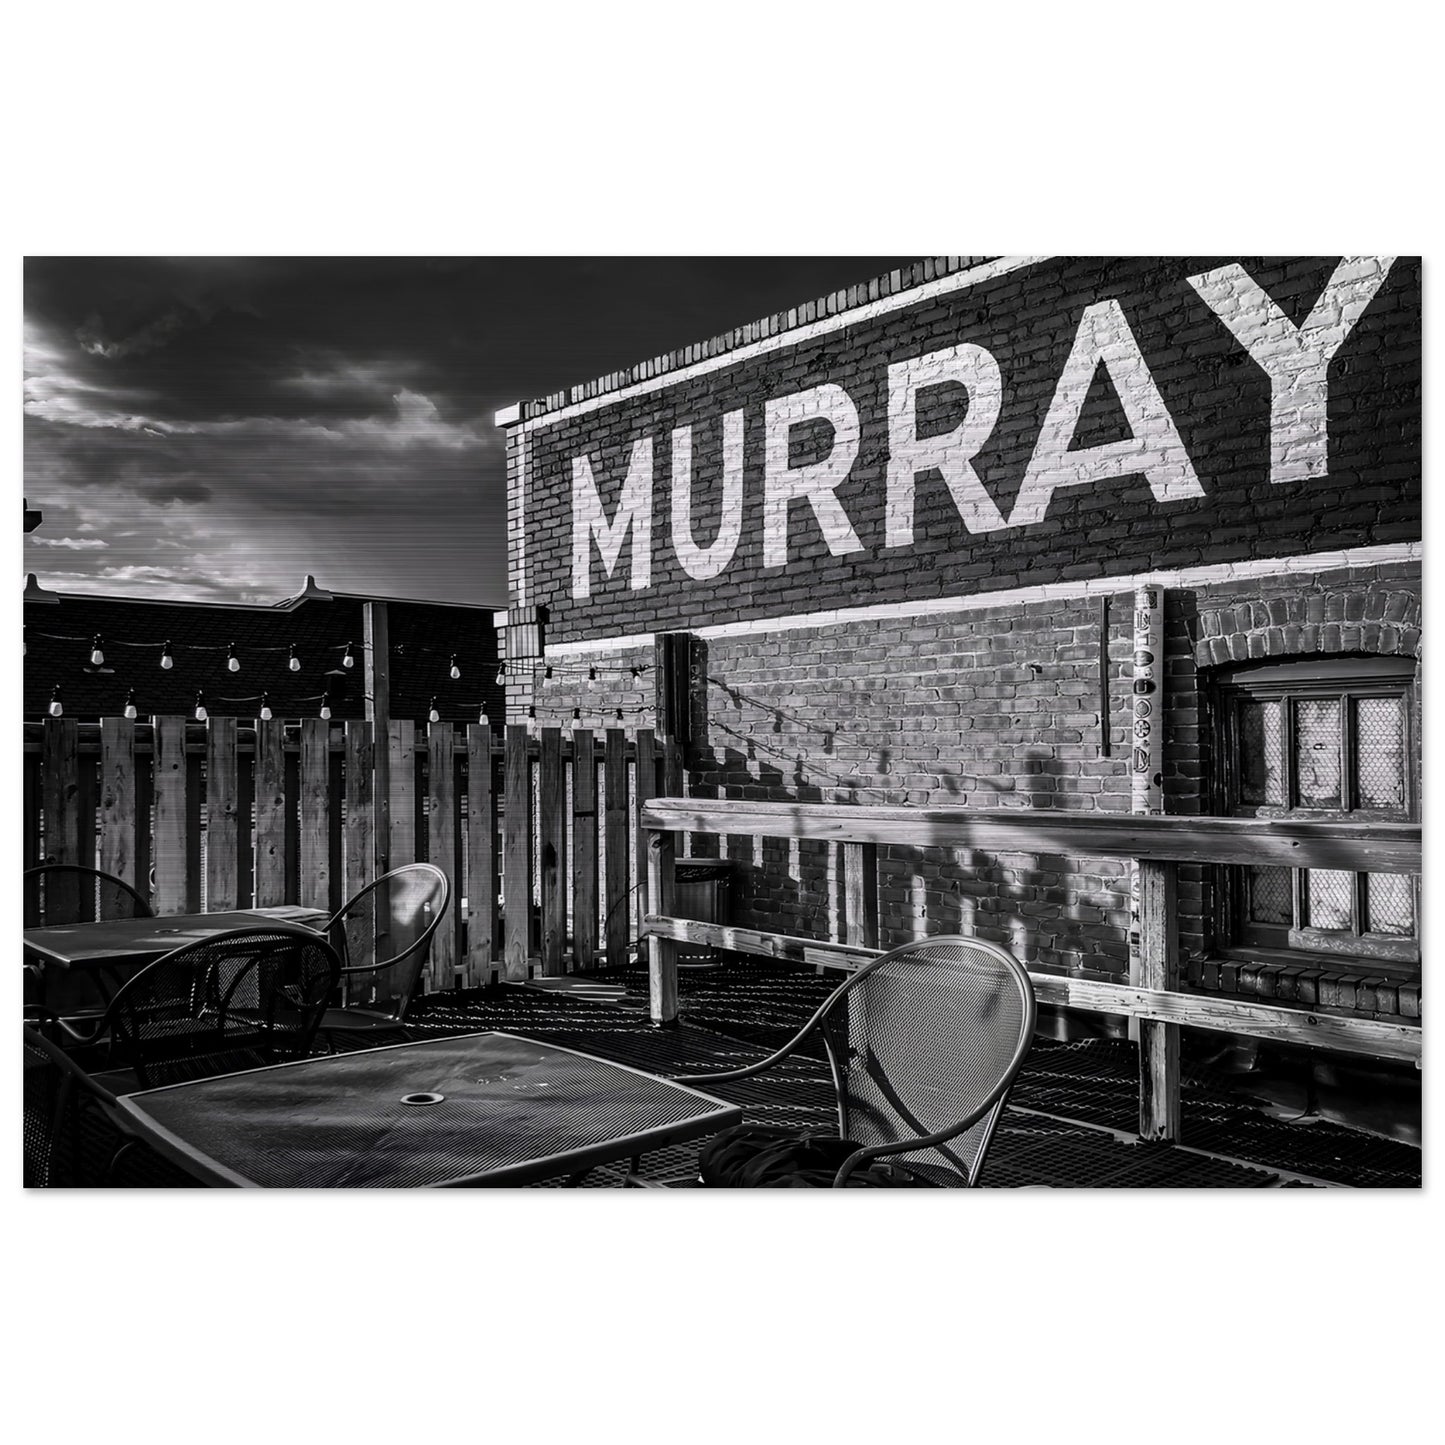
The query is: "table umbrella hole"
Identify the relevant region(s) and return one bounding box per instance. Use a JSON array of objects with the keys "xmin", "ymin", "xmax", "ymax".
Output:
[{"xmin": 400, "ymin": 1092, "xmax": 445, "ymax": 1106}]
